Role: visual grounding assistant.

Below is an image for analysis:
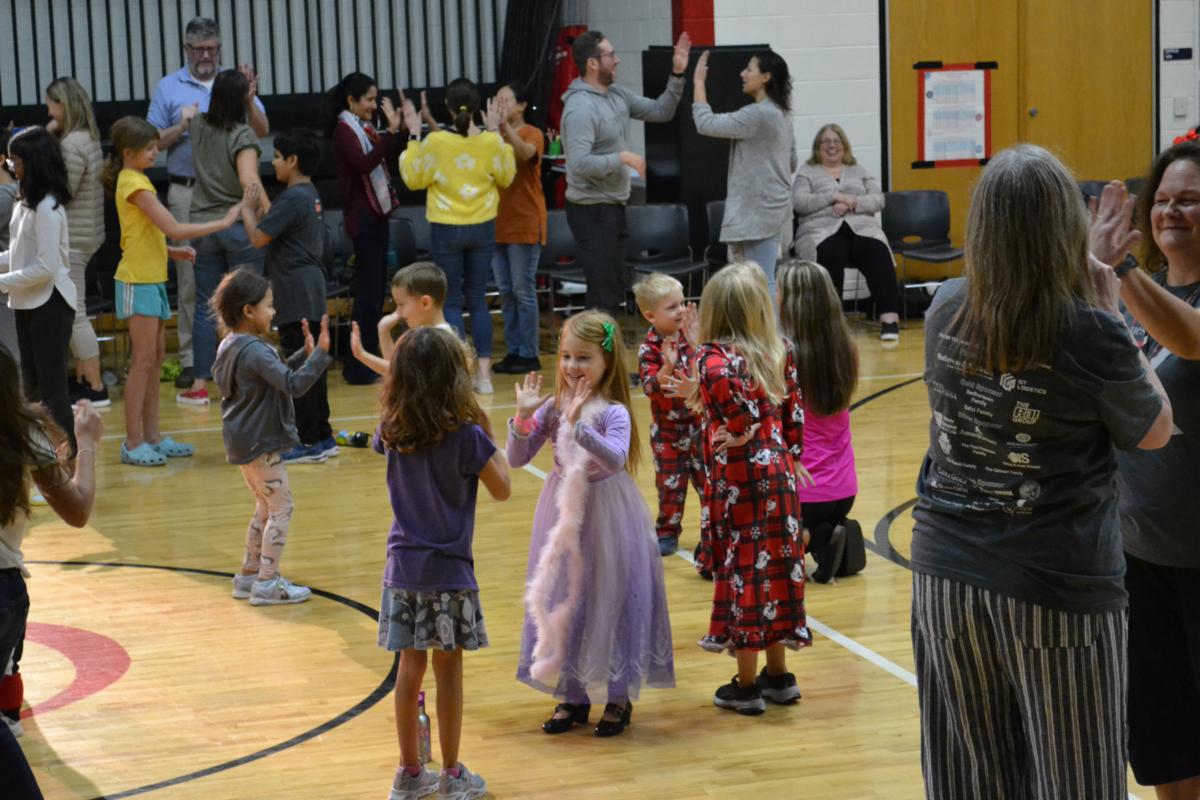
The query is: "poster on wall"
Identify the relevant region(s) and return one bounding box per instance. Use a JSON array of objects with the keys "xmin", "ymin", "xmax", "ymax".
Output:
[{"xmin": 913, "ymin": 62, "xmax": 996, "ymax": 168}]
